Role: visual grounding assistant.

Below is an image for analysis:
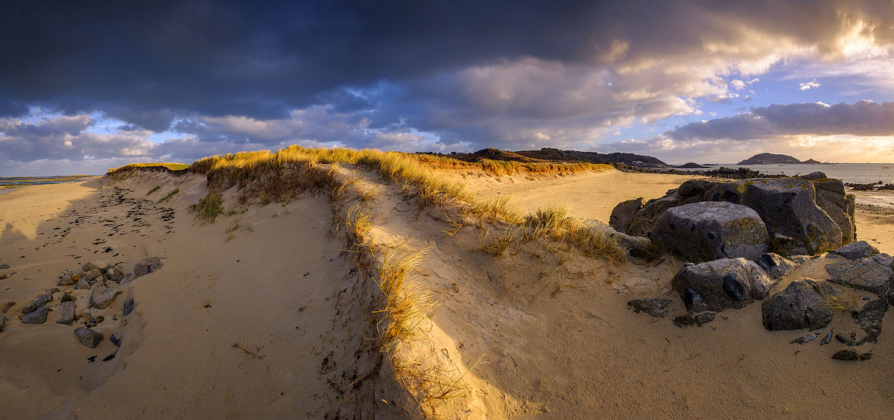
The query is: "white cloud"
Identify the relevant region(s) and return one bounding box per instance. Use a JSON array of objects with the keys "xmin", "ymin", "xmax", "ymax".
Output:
[{"xmin": 799, "ymin": 79, "xmax": 821, "ymax": 90}]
